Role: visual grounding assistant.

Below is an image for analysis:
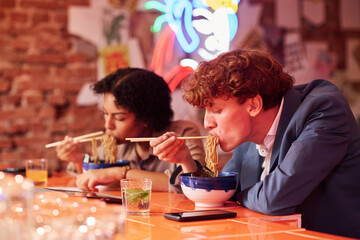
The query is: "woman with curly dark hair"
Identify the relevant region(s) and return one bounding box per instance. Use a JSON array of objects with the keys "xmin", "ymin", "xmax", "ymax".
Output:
[{"xmin": 56, "ymin": 68, "xmax": 205, "ymax": 192}]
